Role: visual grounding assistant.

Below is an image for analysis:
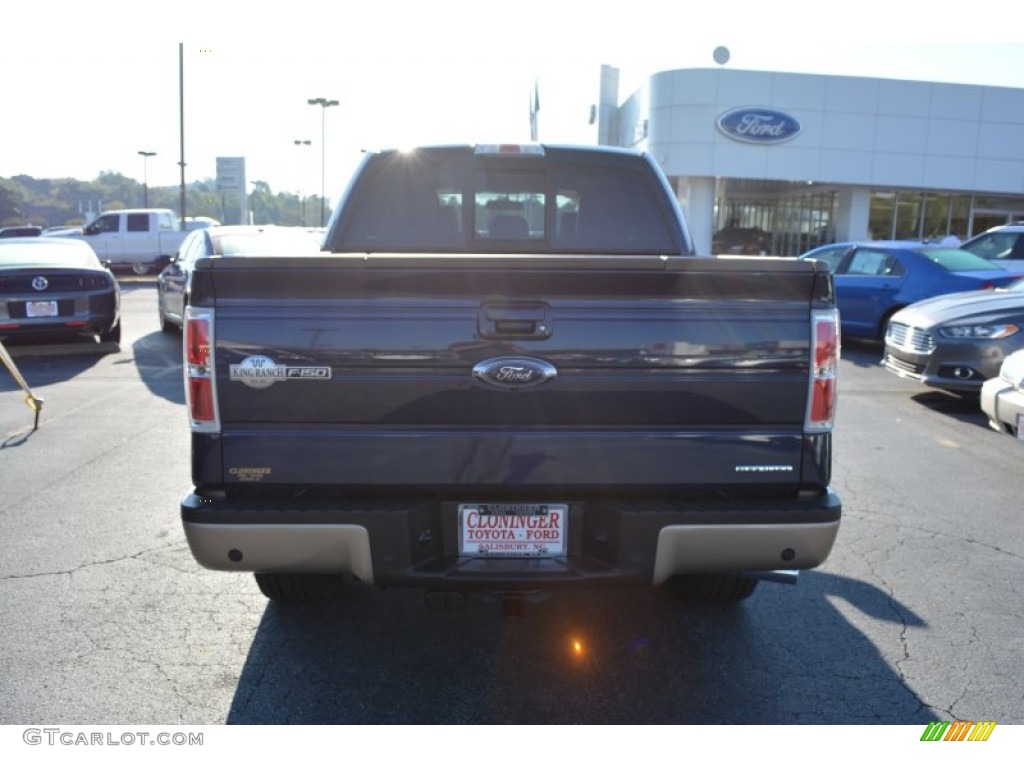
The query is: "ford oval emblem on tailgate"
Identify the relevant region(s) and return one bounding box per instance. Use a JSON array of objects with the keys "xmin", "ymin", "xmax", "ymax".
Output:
[{"xmin": 472, "ymin": 357, "xmax": 557, "ymax": 391}]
